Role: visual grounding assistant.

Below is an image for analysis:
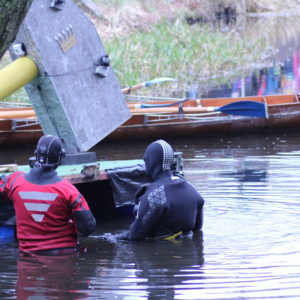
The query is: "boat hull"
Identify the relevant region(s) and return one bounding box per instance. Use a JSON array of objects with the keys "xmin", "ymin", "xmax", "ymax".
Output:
[
  {"xmin": 108, "ymin": 103, "xmax": 300, "ymax": 140},
  {"xmin": 2, "ymin": 95, "xmax": 300, "ymax": 145}
]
